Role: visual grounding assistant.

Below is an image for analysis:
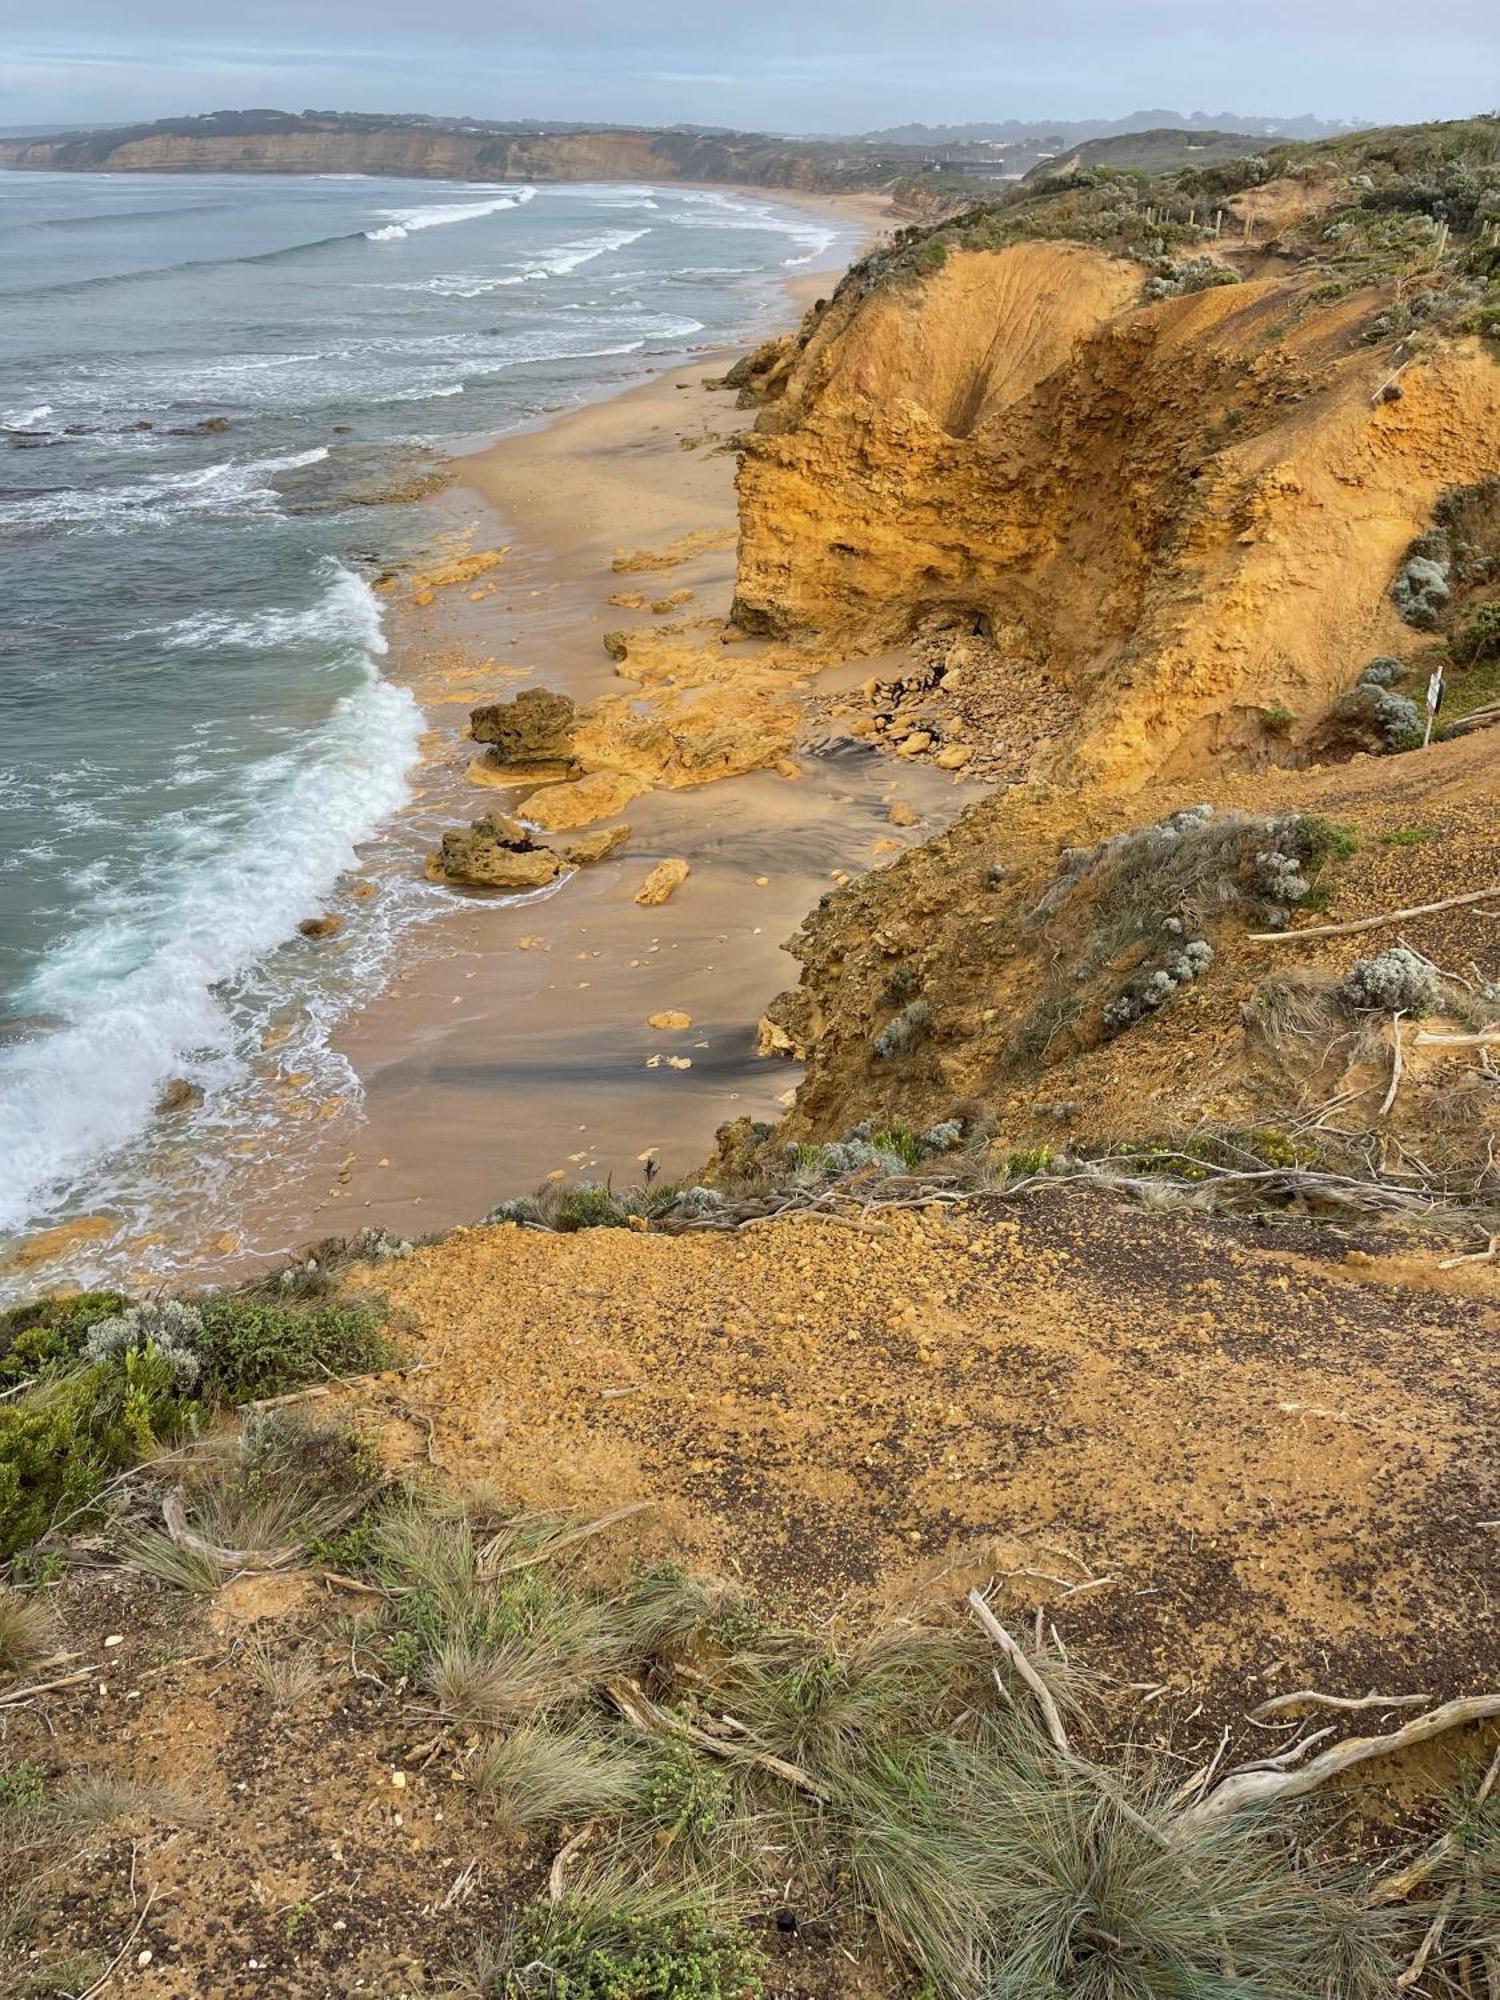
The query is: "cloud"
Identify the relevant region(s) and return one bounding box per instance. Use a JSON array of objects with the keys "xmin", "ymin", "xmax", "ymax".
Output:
[{"xmin": 1, "ymin": 3, "xmax": 1494, "ymax": 131}]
